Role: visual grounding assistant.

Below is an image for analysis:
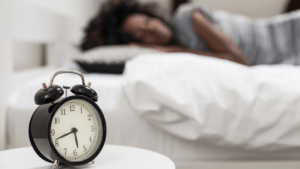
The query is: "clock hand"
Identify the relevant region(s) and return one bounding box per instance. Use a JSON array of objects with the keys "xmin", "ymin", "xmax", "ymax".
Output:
[
  {"xmin": 55, "ymin": 131, "xmax": 73, "ymax": 140},
  {"xmin": 74, "ymin": 131, "xmax": 78, "ymax": 149},
  {"xmin": 71, "ymin": 128, "xmax": 79, "ymax": 149}
]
